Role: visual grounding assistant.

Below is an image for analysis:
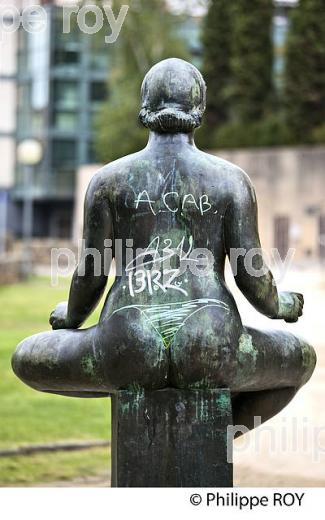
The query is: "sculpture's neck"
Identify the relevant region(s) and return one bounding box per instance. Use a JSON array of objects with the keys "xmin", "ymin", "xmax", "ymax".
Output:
[{"xmin": 146, "ymin": 131, "xmax": 196, "ymax": 149}]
